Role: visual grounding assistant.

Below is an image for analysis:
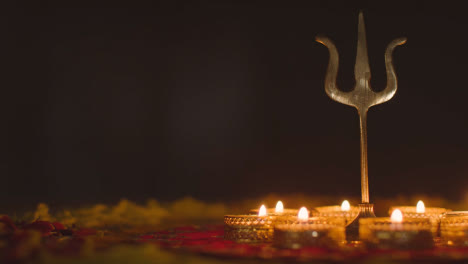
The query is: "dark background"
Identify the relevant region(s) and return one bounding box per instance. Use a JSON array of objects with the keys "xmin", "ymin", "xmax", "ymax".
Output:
[{"xmin": 2, "ymin": 1, "xmax": 468, "ymax": 210}]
